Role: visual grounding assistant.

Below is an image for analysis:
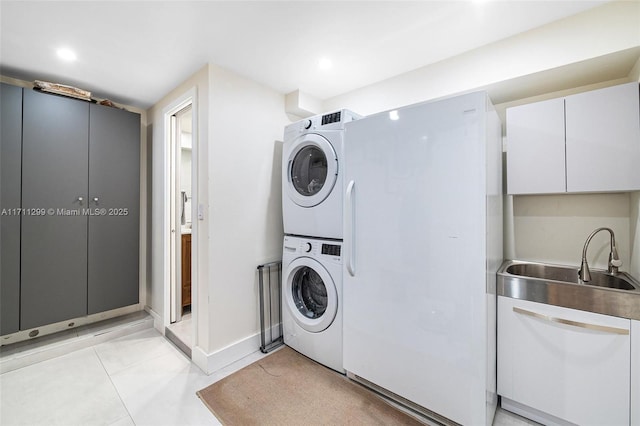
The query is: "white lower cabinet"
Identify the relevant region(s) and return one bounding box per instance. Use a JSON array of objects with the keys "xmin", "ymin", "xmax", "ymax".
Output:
[
  {"xmin": 632, "ymin": 320, "xmax": 640, "ymax": 426},
  {"xmin": 498, "ymin": 297, "xmax": 631, "ymax": 426}
]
